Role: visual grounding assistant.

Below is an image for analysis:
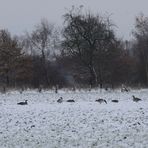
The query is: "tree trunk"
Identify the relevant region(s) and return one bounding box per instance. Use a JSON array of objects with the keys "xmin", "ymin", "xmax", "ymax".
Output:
[
  {"xmin": 98, "ymin": 65, "xmax": 103, "ymax": 89},
  {"xmin": 89, "ymin": 65, "xmax": 98, "ymax": 87},
  {"xmin": 6, "ymin": 75, "xmax": 9, "ymax": 86},
  {"xmin": 41, "ymin": 49, "xmax": 50, "ymax": 87},
  {"xmin": 43, "ymin": 62, "xmax": 50, "ymax": 87},
  {"xmin": 145, "ymin": 63, "xmax": 148, "ymax": 86}
]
